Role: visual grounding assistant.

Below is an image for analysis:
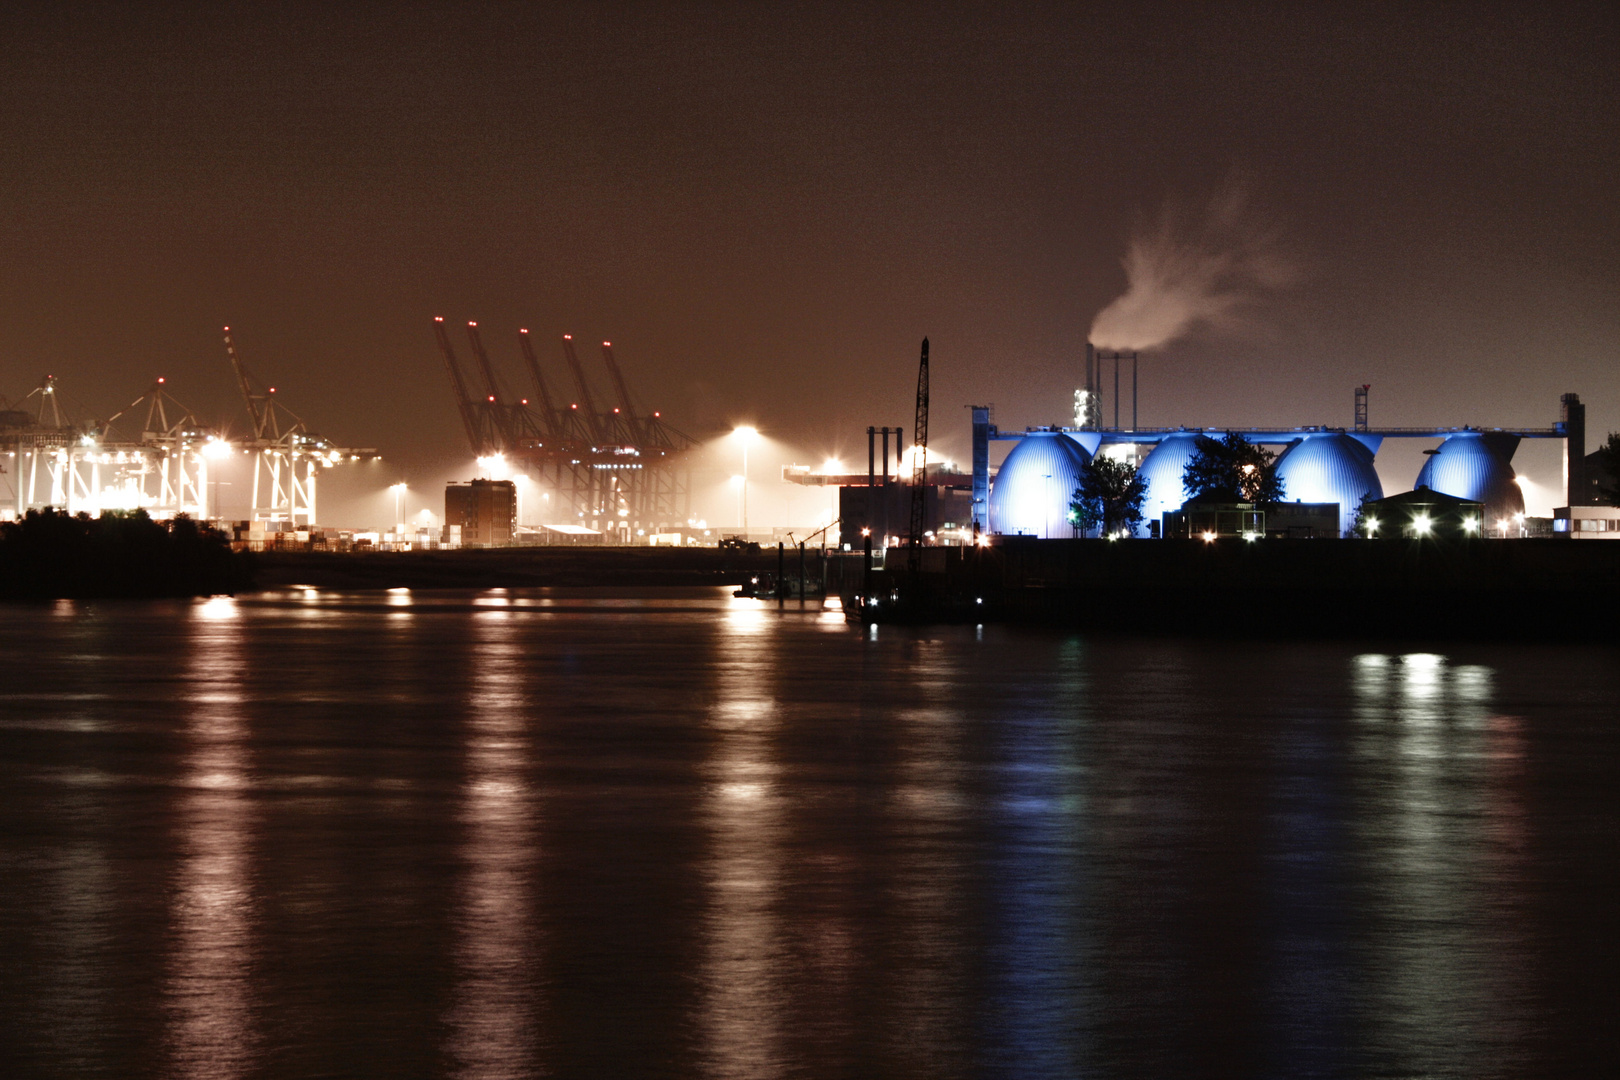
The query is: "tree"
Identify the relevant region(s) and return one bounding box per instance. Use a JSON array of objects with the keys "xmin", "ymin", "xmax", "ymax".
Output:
[
  {"xmin": 1069, "ymin": 455, "xmax": 1147, "ymax": 537},
  {"xmin": 1350, "ymin": 489, "xmax": 1381, "ymax": 537},
  {"xmin": 1182, "ymin": 431, "xmax": 1285, "ymax": 507},
  {"xmin": 1595, "ymin": 431, "xmax": 1620, "ymax": 505}
]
